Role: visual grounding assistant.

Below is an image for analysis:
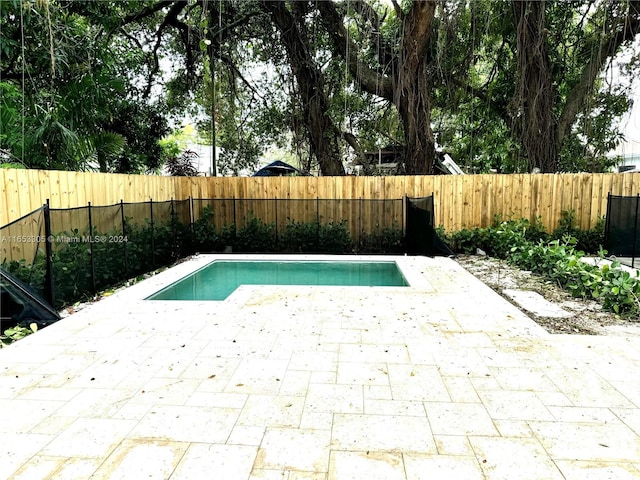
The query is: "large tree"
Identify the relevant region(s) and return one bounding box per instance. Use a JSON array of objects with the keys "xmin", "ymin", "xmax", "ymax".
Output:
[
  {"xmin": 440, "ymin": 0, "xmax": 640, "ymax": 173},
  {"xmin": 5, "ymin": 0, "xmax": 640, "ymax": 176},
  {"xmin": 0, "ymin": 0, "xmax": 170, "ymax": 172},
  {"xmin": 318, "ymin": 0, "xmax": 438, "ymax": 174},
  {"xmin": 260, "ymin": 1, "xmax": 345, "ymax": 175},
  {"xmin": 508, "ymin": 0, "xmax": 640, "ymax": 172}
]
